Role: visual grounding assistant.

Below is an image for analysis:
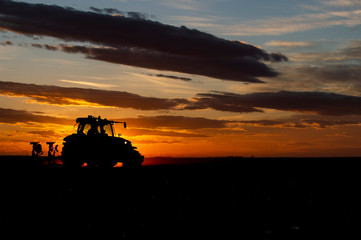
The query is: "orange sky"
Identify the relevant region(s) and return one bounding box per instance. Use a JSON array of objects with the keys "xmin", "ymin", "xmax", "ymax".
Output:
[{"xmin": 1, "ymin": 108, "xmax": 361, "ymax": 158}]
